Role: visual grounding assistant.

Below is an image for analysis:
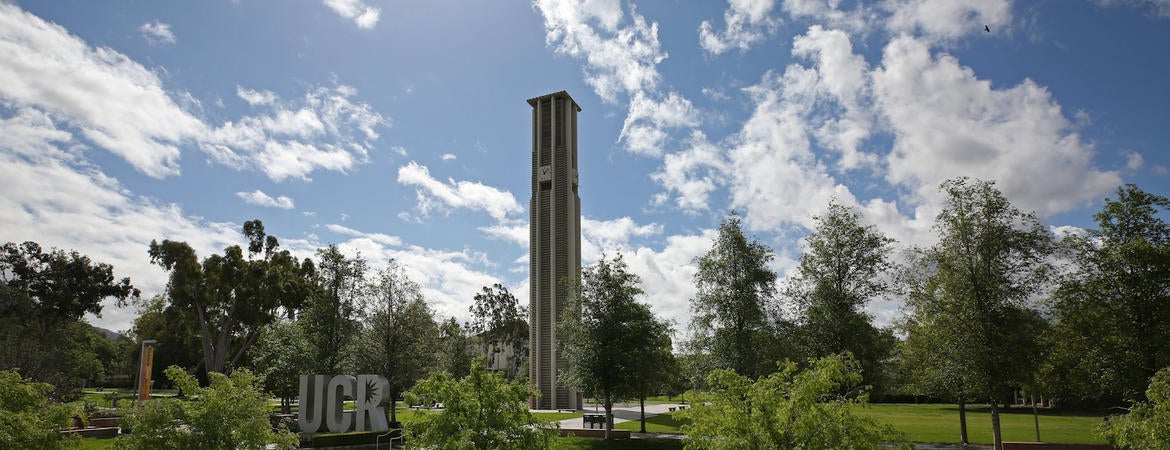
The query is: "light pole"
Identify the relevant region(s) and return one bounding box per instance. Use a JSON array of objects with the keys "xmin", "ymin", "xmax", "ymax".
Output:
[{"xmin": 135, "ymin": 339, "xmax": 157, "ymax": 405}]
